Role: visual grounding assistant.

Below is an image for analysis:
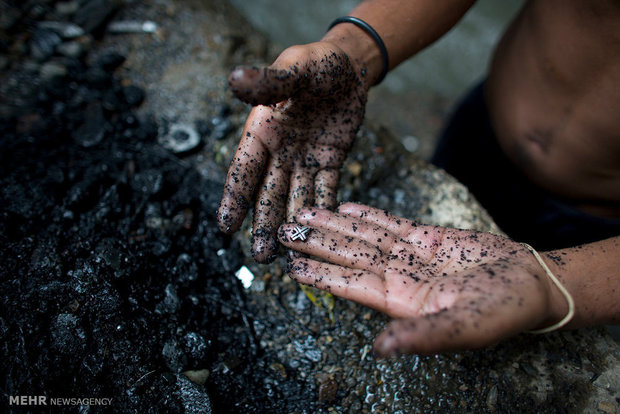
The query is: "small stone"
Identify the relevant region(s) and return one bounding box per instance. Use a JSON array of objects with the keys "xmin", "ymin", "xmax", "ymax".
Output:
[
  {"xmin": 183, "ymin": 332, "xmax": 209, "ymax": 361},
  {"xmin": 210, "ymin": 116, "xmax": 234, "ymax": 140},
  {"xmin": 56, "ymin": 41, "xmax": 84, "ymax": 59},
  {"xmin": 317, "ymin": 373, "xmax": 338, "ymax": 403},
  {"xmin": 121, "ymin": 85, "xmax": 145, "ymax": 108},
  {"xmin": 347, "ymin": 161, "xmax": 363, "ymax": 177},
  {"xmin": 486, "ymin": 385, "xmax": 497, "ymax": 411},
  {"xmin": 162, "ymin": 339, "xmax": 187, "ymax": 373},
  {"xmin": 30, "ymin": 29, "xmax": 63, "ymax": 61},
  {"xmin": 183, "ymin": 369, "xmax": 210, "ymax": 385},
  {"xmin": 158, "ymin": 123, "xmax": 202, "ymax": 154},
  {"xmin": 73, "ymin": 102, "xmax": 106, "ymax": 147},
  {"xmin": 73, "ymin": 0, "xmax": 118, "ymax": 33},
  {"xmin": 175, "ymin": 374, "xmax": 213, "ymax": 414},
  {"xmin": 93, "ymin": 51, "xmax": 125, "ymax": 71},
  {"xmin": 402, "ymin": 135, "xmax": 420, "ymax": 153},
  {"xmin": 107, "ymin": 20, "xmax": 158, "ymax": 34},
  {"xmin": 39, "ymin": 61, "xmax": 67, "ymax": 82},
  {"xmin": 38, "ymin": 21, "xmax": 85, "ymax": 39},
  {"xmin": 55, "ymin": 1, "xmax": 80, "ymax": 16}
]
